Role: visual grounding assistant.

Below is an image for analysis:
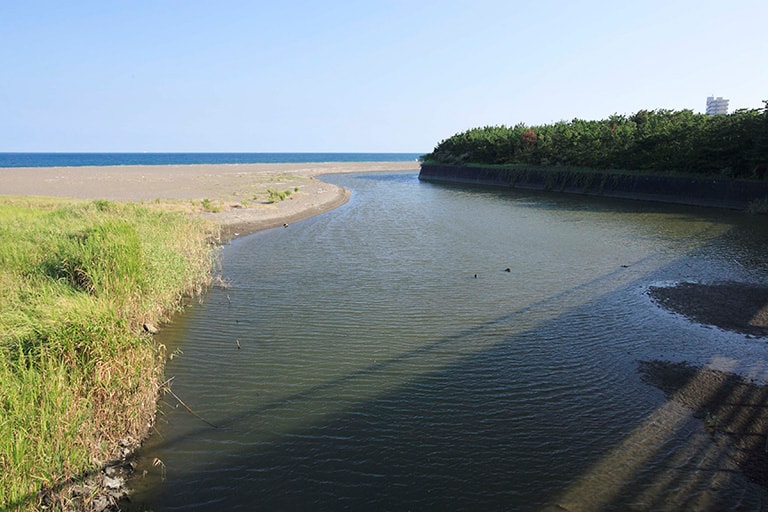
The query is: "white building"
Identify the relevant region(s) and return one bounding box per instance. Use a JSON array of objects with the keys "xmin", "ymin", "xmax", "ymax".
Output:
[{"xmin": 706, "ymin": 96, "xmax": 729, "ymax": 116}]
